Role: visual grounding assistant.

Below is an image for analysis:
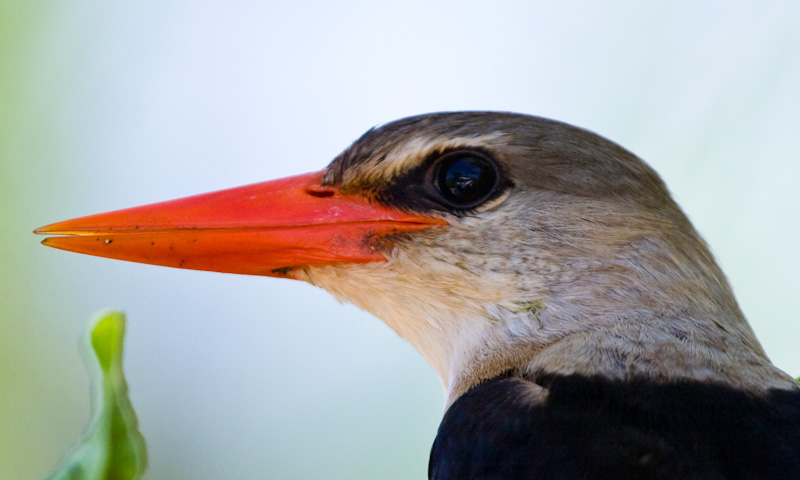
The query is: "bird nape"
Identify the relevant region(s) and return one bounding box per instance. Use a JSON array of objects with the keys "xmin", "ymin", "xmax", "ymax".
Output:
[{"xmin": 36, "ymin": 112, "xmax": 800, "ymax": 479}]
